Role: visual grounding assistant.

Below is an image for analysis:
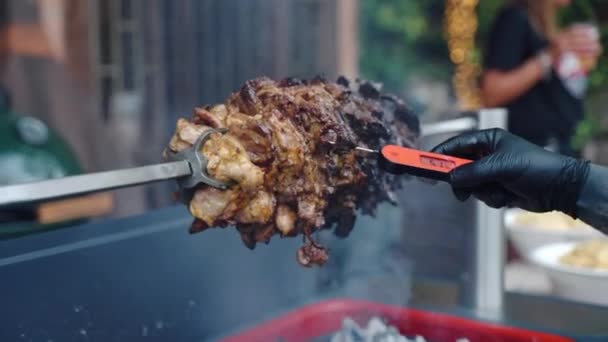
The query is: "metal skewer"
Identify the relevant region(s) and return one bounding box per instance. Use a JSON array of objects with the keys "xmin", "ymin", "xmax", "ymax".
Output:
[
  {"xmin": 326, "ymin": 141, "xmax": 378, "ymax": 154},
  {"xmin": 0, "ymin": 128, "xmax": 232, "ymax": 207}
]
